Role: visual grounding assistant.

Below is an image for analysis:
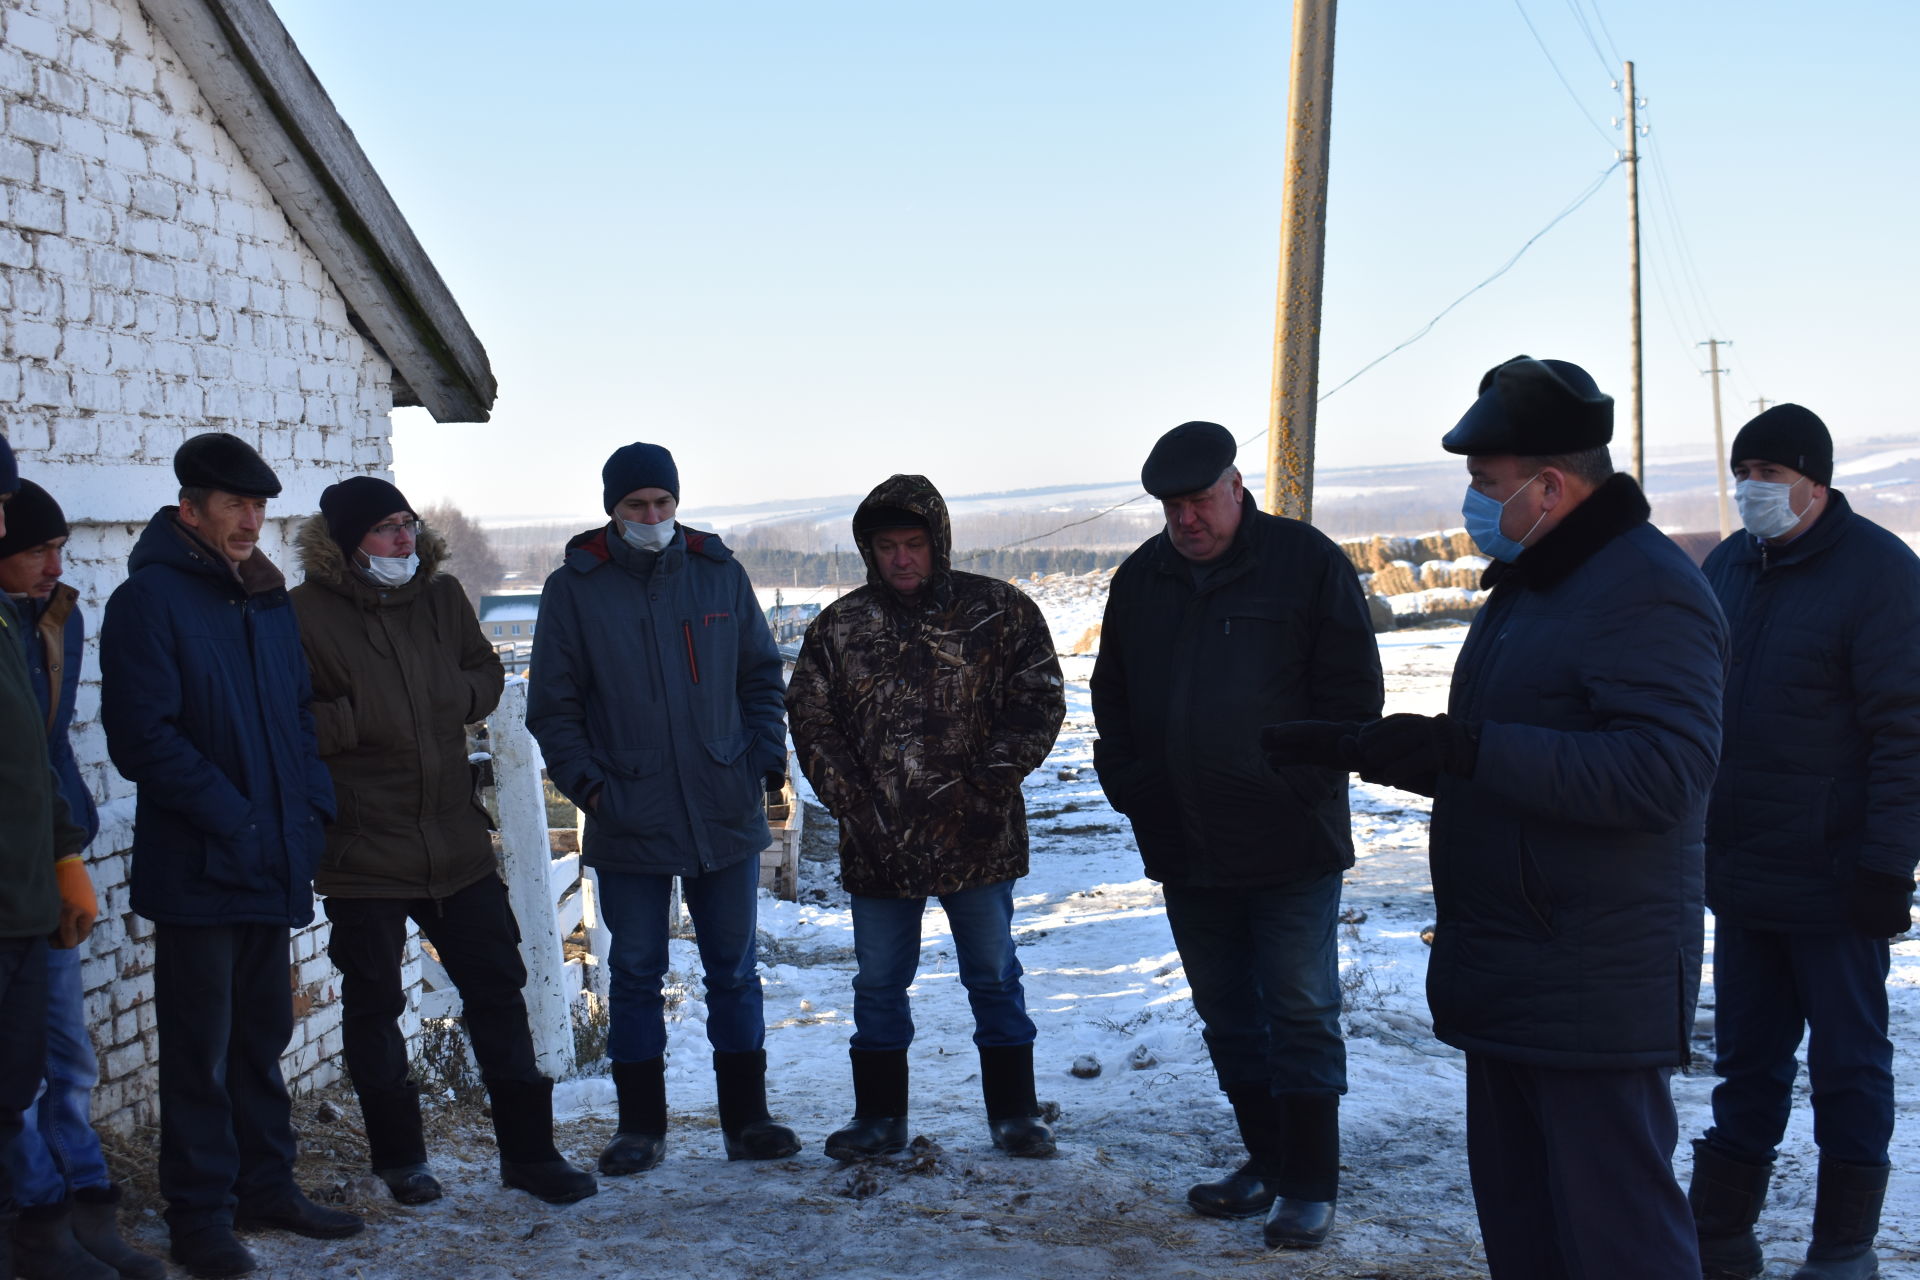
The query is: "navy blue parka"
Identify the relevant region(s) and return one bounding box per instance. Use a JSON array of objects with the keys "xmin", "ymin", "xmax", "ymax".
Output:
[
  {"xmin": 1702, "ymin": 490, "xmax": 1920, "ymax": 932},
  {"xmin": 1428, "ymin": 475, "xmax": 1727, "ymax": 1069},
  {"xmin": 527, "ymin": 524, "xmax": 784, "ymax": 877},
  {"xmin": 101, "ymin": 510, "xmax": 334, "ymax": 926}
]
